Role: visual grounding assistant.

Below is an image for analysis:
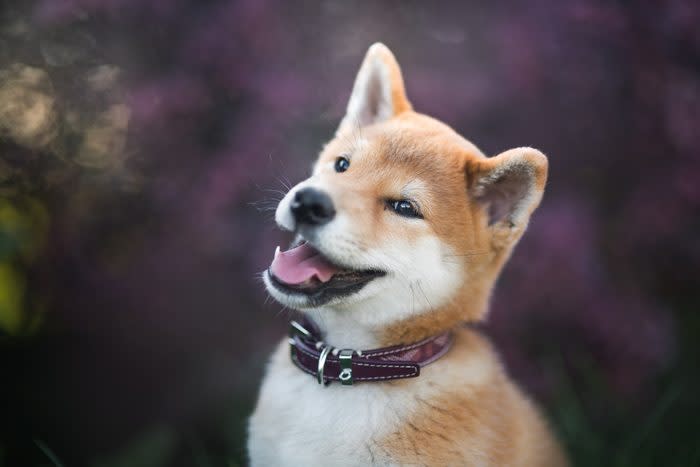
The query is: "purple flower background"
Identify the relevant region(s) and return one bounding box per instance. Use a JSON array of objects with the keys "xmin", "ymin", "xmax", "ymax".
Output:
[{"xmin": 1, "ymin": 0, "xmax": 699, "ymax": 465}]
